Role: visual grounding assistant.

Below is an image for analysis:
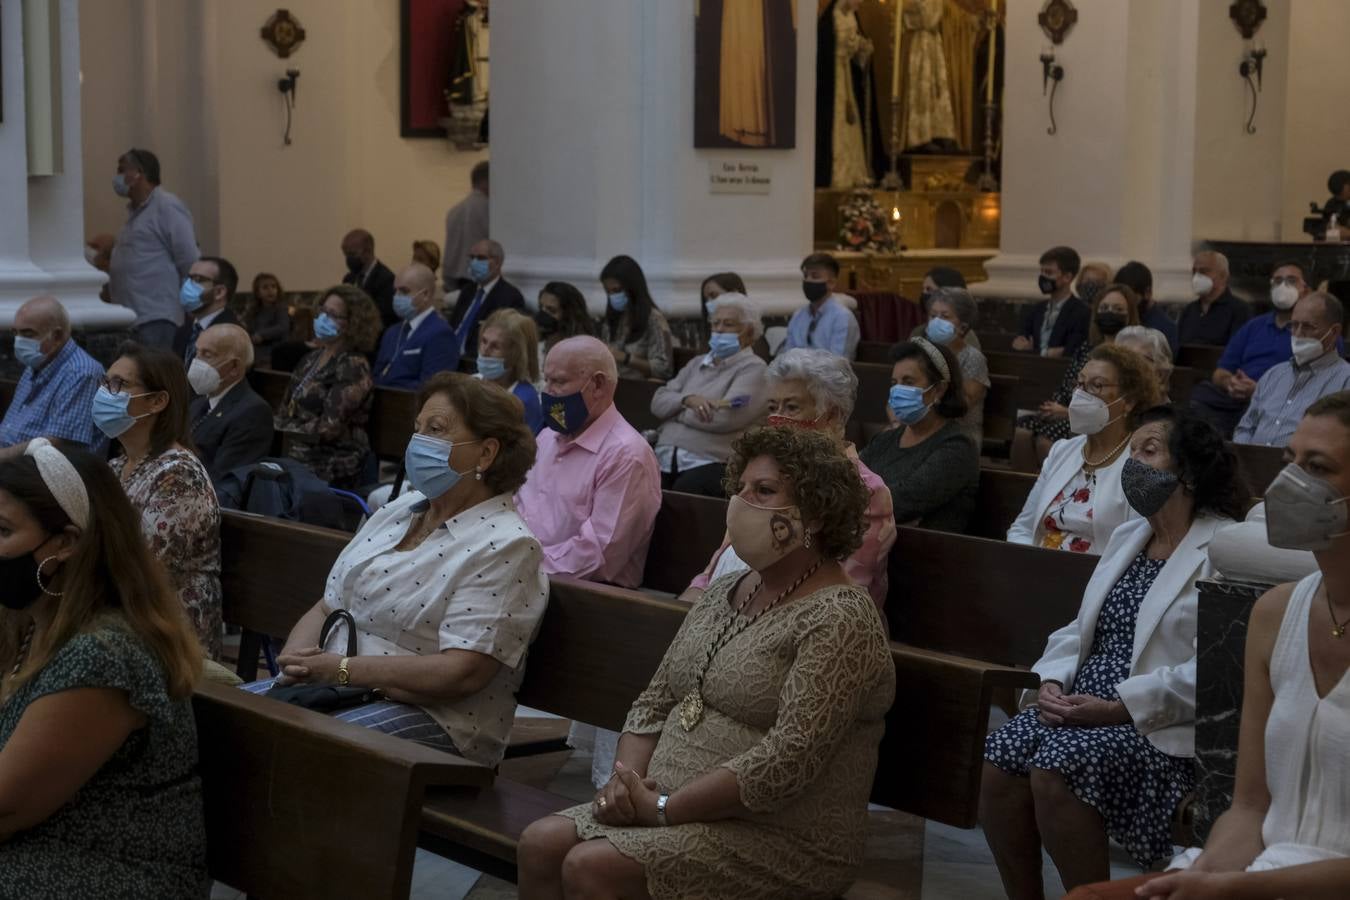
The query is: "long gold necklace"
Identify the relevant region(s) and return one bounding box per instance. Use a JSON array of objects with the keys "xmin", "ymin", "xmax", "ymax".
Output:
[
  {"xmin": 678, "ymin": 560, "xmax": 822, "ymax": 732},
  {"xmin": 1326, "ymin": 585, "xmax": 1347, "ymax": 639}
]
